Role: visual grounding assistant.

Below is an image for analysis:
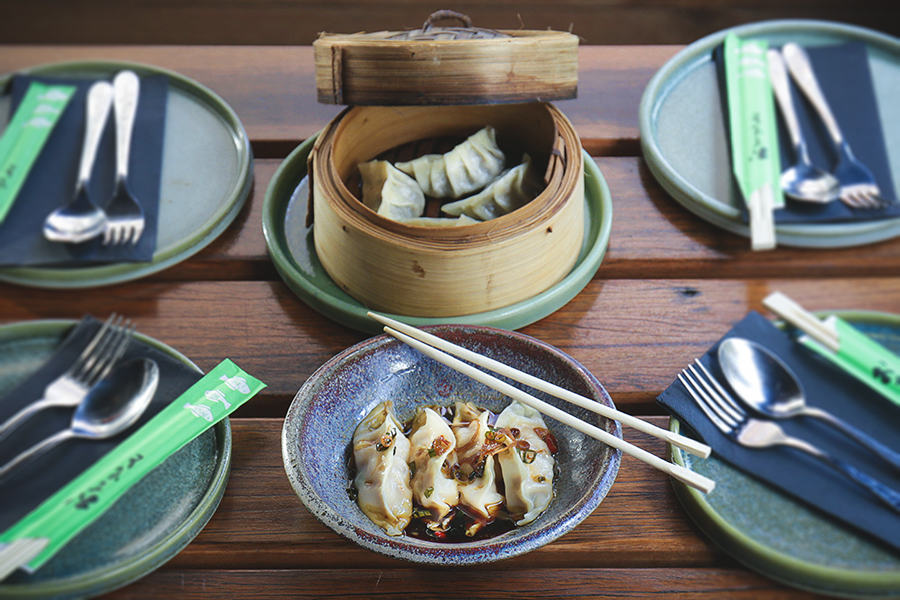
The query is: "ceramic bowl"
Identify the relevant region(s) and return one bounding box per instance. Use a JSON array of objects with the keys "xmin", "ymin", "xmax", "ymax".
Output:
[{"xmin": 281, "ymin": 324, "xmax": 622, "ymax": 565}]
